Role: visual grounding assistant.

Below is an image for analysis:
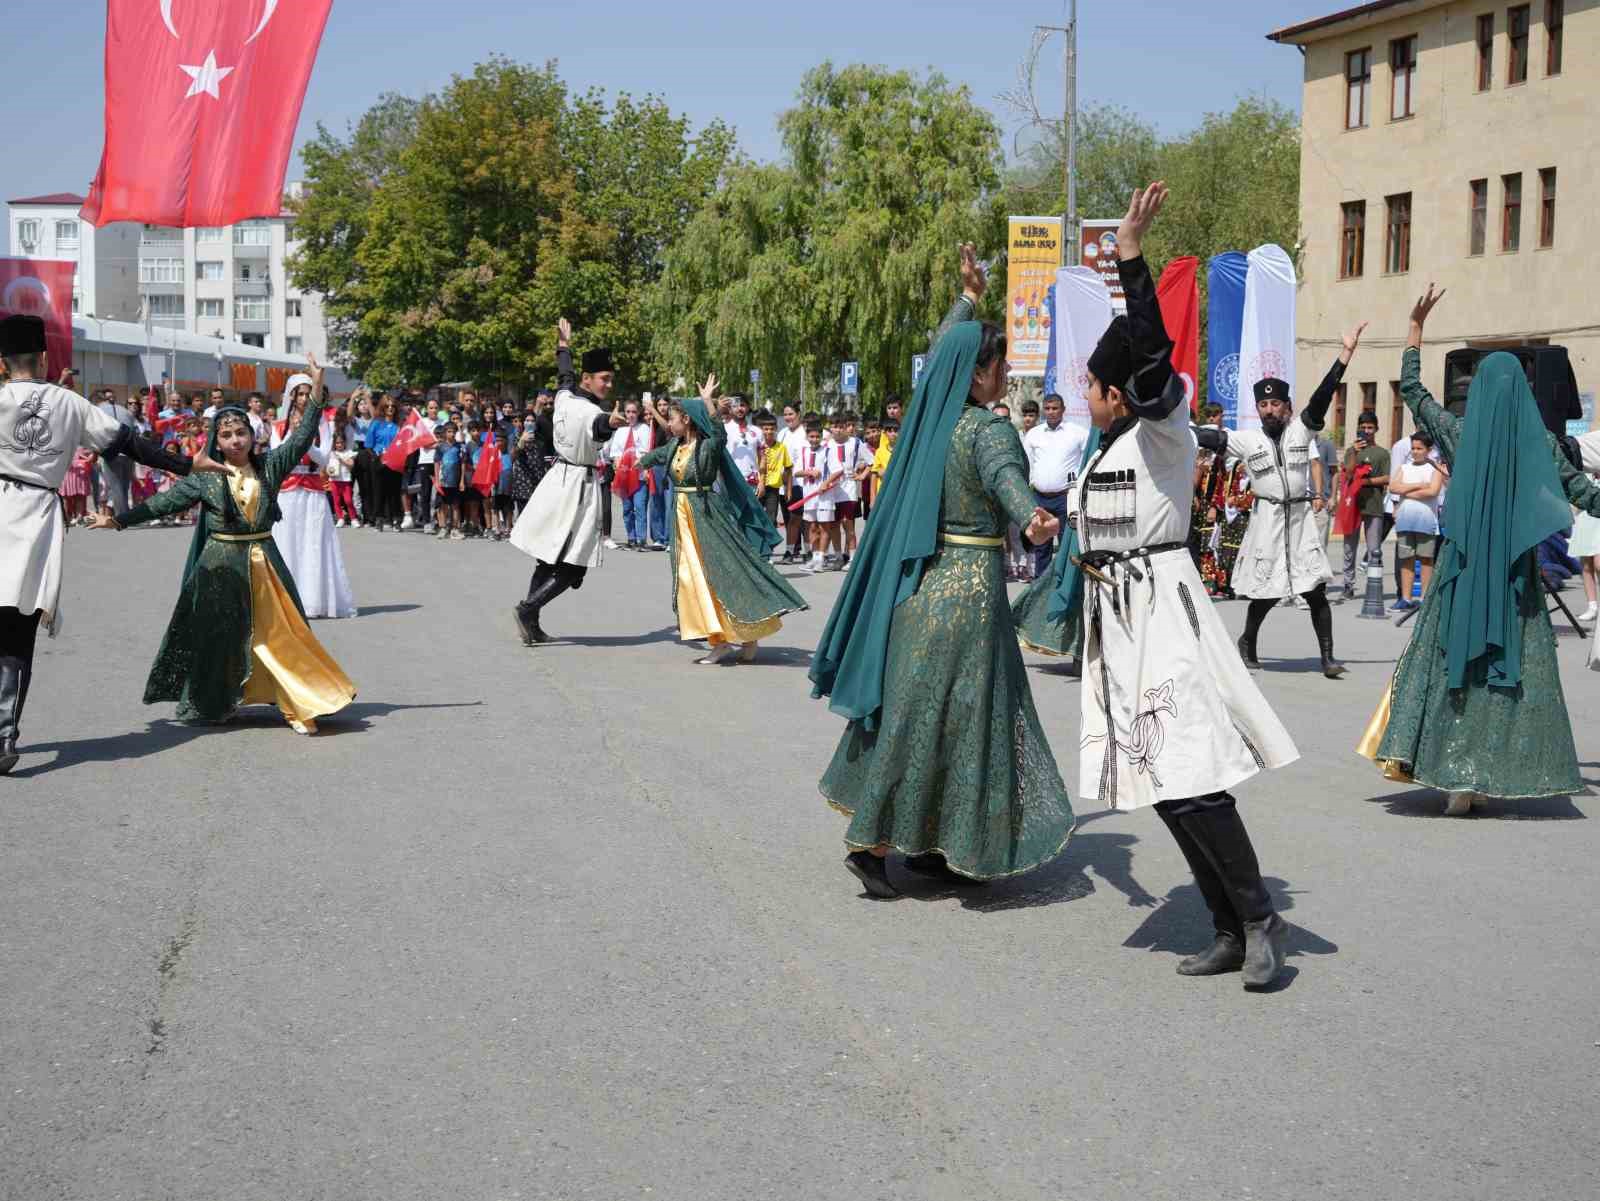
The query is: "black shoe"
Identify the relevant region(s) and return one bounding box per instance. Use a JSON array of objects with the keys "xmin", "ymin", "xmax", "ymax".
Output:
[
  {"xmin": 781, "ymin": 551, "xmax": 793, "ymax": 565},
  {"xmin": 1242, "ymin": 913, "xmax": 1288, "ymax": 988},
  {"xmin": 844, "ymin": 850, "xmax": 899, "ymax": 899},
  {"xmin": 1064, "ymin": 658, "xmax": 1083, "ymax": 678},
  {"xmin": 0, "ymin": 657, "xmax": 23, "ymax": 776},
  {"xmin": 512, "ymin": 602, "xmax": 547, "ymax": 646},
  {"xmin": 1318, "ymin": 636, "xmax": 1347, "ymax": 679},
  {"xmin": 1176, "ymin": 931, "xmax": 1246, "ymax": 976},
  {"xmin": 0, "ymin": 734, "xmax": 17, "ymax": 776},
  {"xmin": 1237, "ymin": 634, "xmax": 1261, "ymax": 670},
  {"xmin": 904, "ymin": 851, "xmax": 985, "ymax": 886}
]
